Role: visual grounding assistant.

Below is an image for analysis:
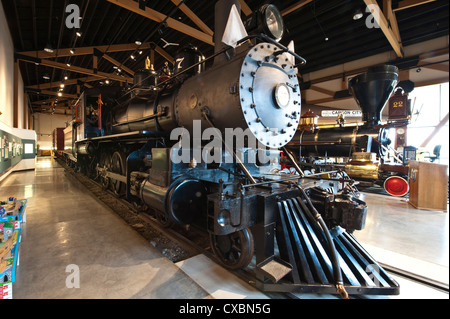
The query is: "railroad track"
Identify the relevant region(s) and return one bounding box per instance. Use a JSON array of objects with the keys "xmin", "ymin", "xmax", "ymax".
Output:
[{"xmin": 59, "ymin": 158, "xmax": 449, "ymax": 300}]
